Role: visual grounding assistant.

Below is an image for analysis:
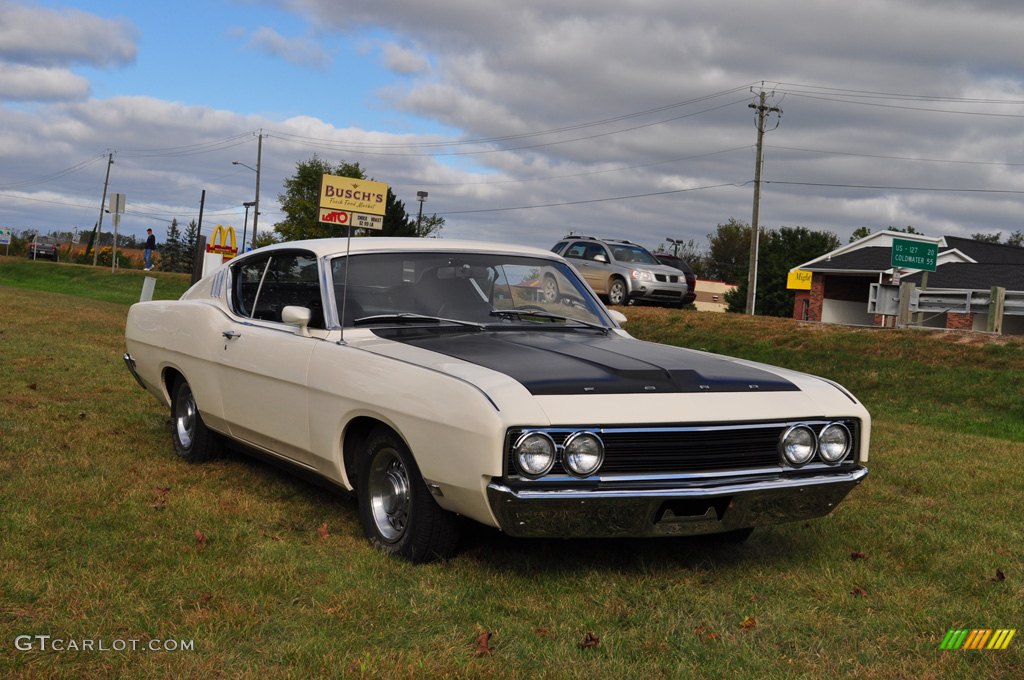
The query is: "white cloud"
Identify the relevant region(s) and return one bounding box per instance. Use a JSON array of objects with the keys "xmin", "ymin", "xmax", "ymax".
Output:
[
  {"xmin": 0, "ymin": 63, "xmax": 90, "ymax": 101},
  {"xmin": 243, "ymin": 26, "xmax": 330, "ymax": 69},
  {"xmin": 381, "ymin": 43, "xmax": 430, "ymax": 75},
  {"xmin": 0, "ymin": 1, "xmax": 137, "ymax": 67}
]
